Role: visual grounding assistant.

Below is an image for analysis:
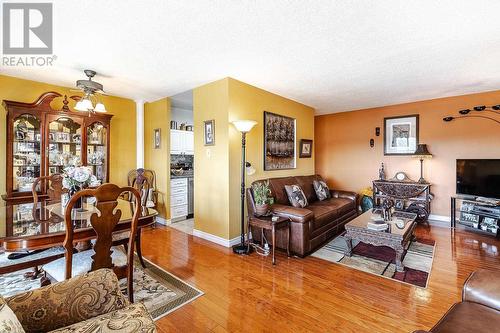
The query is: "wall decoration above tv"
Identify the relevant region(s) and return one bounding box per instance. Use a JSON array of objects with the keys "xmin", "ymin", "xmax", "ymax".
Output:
[
  {"xmin": 384, "ymin": 114, "xmax": 419, "ymax": 155},
  {"xmin": 264, "ymin": 111, "xmax": 296, "ymax": 170}
]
